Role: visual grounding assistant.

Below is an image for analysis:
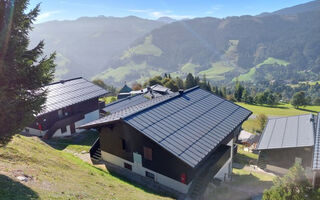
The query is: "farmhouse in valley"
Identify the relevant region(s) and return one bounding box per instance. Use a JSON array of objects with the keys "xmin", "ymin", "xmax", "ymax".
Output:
[
  {"xmin": 24, "ymin": 77, "xmax": 108, "ymax": 139},
  {"xmin": 257, "ymin": 113, "xmax": 320, "ymax": 188},
  {"xmin": 81, "ymin": 87, "xmax": 252, "ymax": 194}
]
